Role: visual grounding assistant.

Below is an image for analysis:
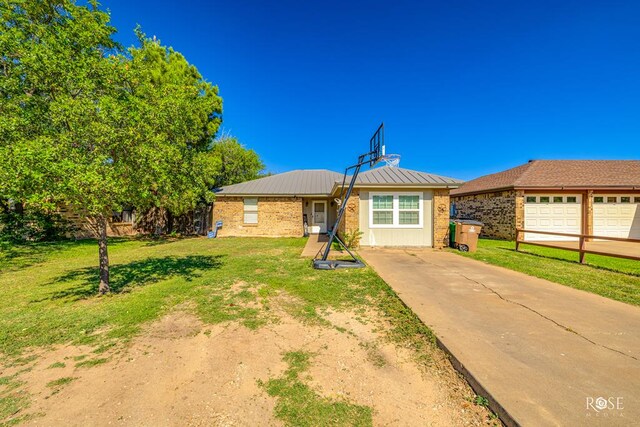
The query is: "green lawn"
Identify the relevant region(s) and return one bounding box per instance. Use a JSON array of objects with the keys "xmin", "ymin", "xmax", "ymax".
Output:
[
  {"xmin": 0, "ymin": 237, "xmax": 434, "ymax": 357},
  {"xmin": 452, "ymin": 238, "xmax": 640, "ymax": 306},
  {"xmin": 0, "ymin": 236, "xmax": 438, "ymax": 425}
]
